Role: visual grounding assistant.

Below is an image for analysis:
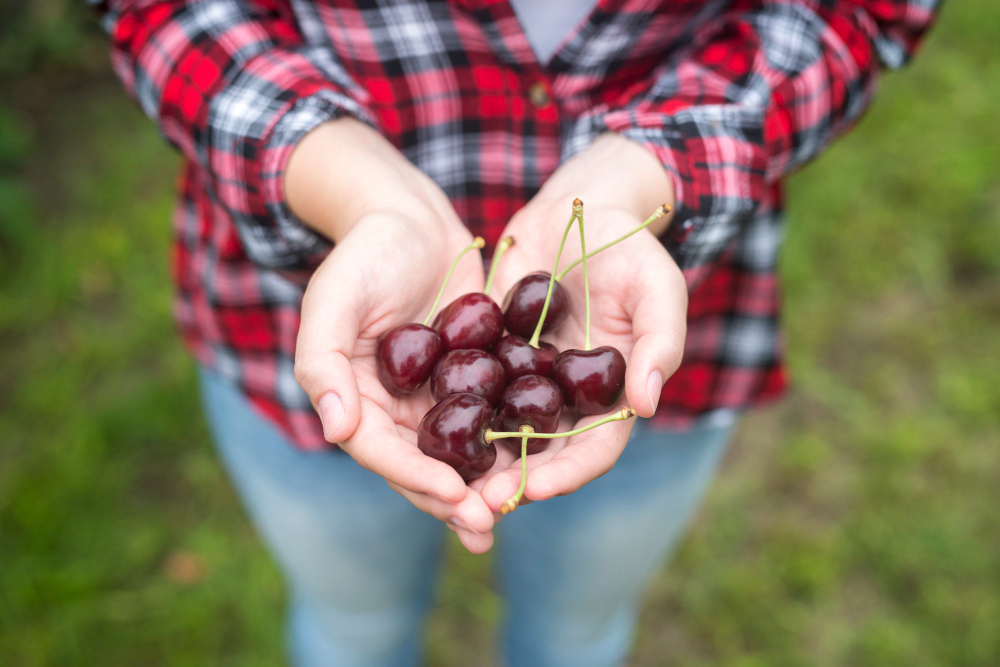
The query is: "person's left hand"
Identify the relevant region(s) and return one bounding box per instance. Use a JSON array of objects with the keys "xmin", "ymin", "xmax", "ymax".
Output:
[{"xmin": 475, "ymin": 133, "xmax": 687, "ymax": 512}]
